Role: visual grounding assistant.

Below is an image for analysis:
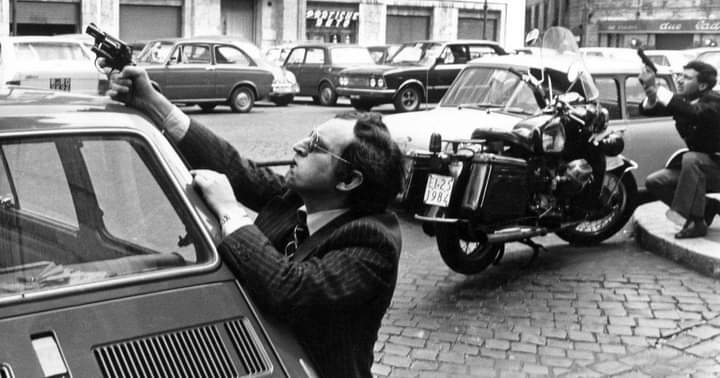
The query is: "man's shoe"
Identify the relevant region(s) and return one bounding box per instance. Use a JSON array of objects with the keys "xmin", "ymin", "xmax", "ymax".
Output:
[
  {"xmin": 675, "ymin": 219, "xmax": 708, "ymax": 239},
  {"xmin": 705, "ymin": 198, "xmax": 720, "ymax": 226}
]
